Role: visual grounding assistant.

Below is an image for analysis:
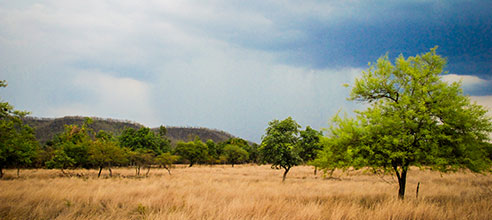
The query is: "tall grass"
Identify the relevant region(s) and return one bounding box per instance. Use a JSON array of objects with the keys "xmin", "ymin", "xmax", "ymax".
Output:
[{"xmin": 1, "ymin": 165, "xmax": 491, "ymax": 219}]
